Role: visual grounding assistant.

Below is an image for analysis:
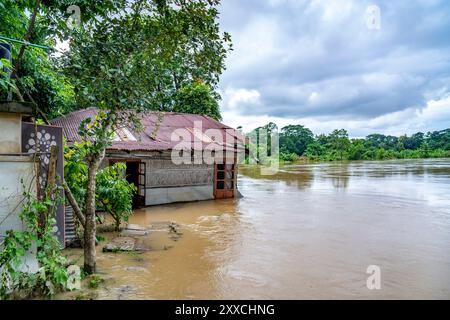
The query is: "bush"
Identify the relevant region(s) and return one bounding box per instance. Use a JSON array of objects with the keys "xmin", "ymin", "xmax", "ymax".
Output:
[
  {"xmin": 96, "ymin": 163, "xmax": 137, "ymax": 231},
  {"xmin": 280, "ymin": 152, "xmax": 299, "ymax": 162},
  {"xmin": 65, "ymin": 143, "xmax": 136, "ymax": 231},
  {"xmin": 0, "ymin": 189, "xmax": 68, "ymax": 299}
]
